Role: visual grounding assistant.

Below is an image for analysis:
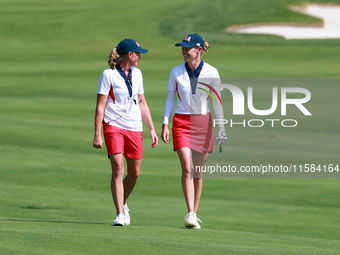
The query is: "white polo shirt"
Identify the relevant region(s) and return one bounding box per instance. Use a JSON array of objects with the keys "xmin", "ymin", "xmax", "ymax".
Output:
[
  {"xmin": 165, "ymin": 62, "xmax": 221, "ymax": 118},
  {"xmin": 97, "ymin": 67, "xmax": 144, "ymax": 131}
]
